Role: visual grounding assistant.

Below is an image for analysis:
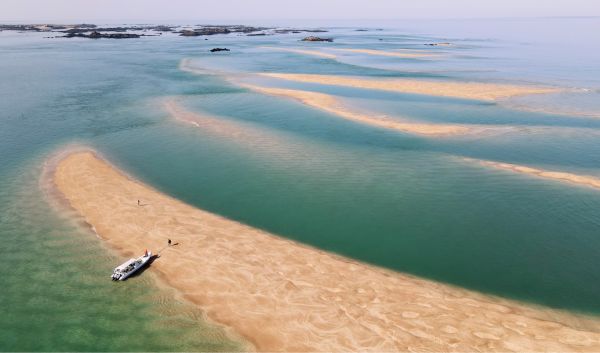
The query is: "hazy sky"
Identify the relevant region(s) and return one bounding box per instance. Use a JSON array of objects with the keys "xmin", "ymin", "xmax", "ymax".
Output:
[{"xmin": 2, "ymin": 0, "xmax": 599, "ymax": 22}]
